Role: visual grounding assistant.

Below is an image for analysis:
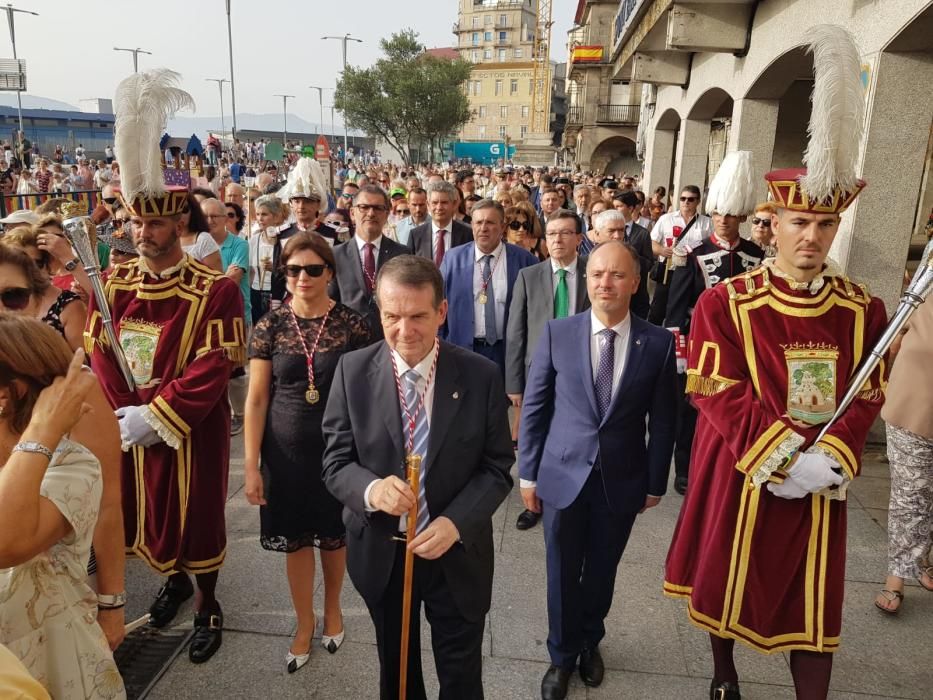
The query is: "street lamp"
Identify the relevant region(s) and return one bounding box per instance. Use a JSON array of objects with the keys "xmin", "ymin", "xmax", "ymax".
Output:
[
  {"xmin": 324, "ymin": 105, "xmax": 336, "ymax": 143},
  {"xmin": 1, "ymin": 3, "xmax": 39, "ymax": 134},
  {"xmin": 321, "ymin": 33, "xmax": 362, "ymax": 156},
  {"xmin": 205, "ymin": 78, "xmax": 229, "ymax": 140},
  {"xmin": 113, "ymin": 46, "xmax": 152, "ymax": 73},
  {"xmin": 225, "ymin": 0, "xmax": 238, "ymax": 142},
  {"xmin": 308, "ymin": 85, "xmax": 328, "ymax": 139},
  {"xmin": 274, "ymin": 94, "xmax": 295, "ymax": 148}
]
